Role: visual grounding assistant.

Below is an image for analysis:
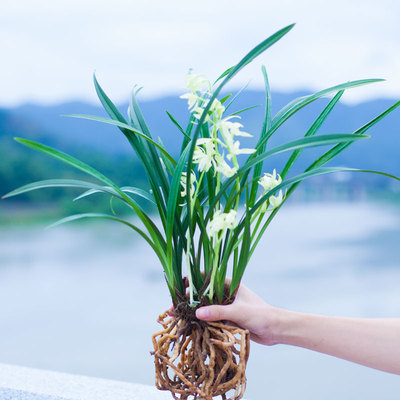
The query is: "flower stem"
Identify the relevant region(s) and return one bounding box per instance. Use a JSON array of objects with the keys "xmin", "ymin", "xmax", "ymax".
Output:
[
  {"xmin": 186, "ymin": 233, "xmax": 196, "ymax": 306},
  {"xmin": 207, "ymin": 237, "xmax": 222, "ymax": 302}
]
